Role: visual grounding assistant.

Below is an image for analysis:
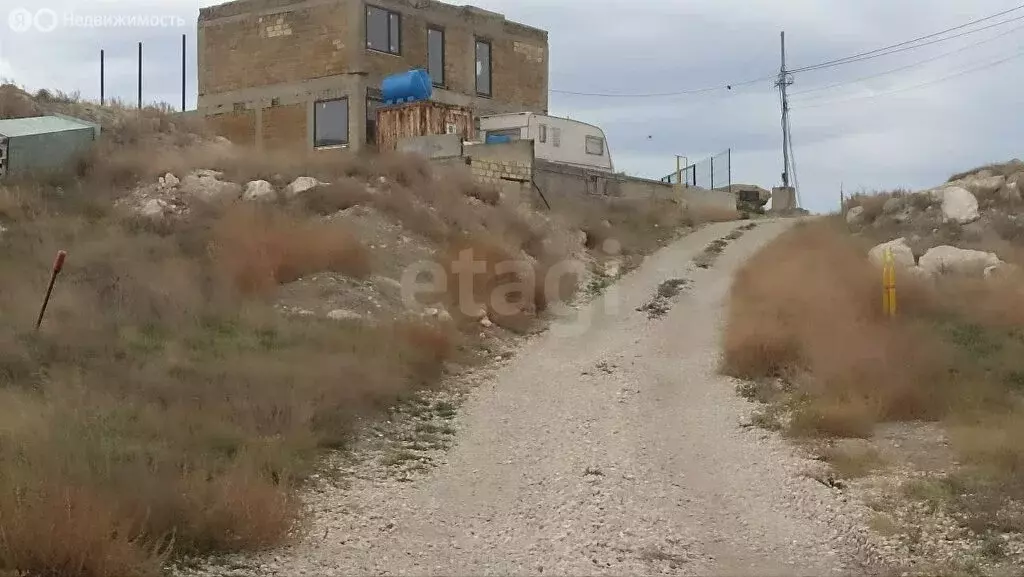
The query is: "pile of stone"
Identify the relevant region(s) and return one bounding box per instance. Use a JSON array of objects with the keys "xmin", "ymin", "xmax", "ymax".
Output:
[
  {"xmin": 855, "ymin": 159, "xmax": 1024, "ymax": 282},
  {"xmin": 116, "ymin": 170, "xmax": 334, "ymax": 222}
]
